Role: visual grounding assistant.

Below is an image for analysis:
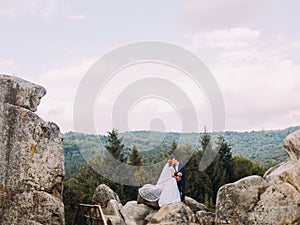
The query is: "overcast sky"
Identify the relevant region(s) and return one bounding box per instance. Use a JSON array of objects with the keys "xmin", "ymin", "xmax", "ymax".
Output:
[{"xmin": 1, "ymin": 0, "xmax": 299, "ymax": 134}]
